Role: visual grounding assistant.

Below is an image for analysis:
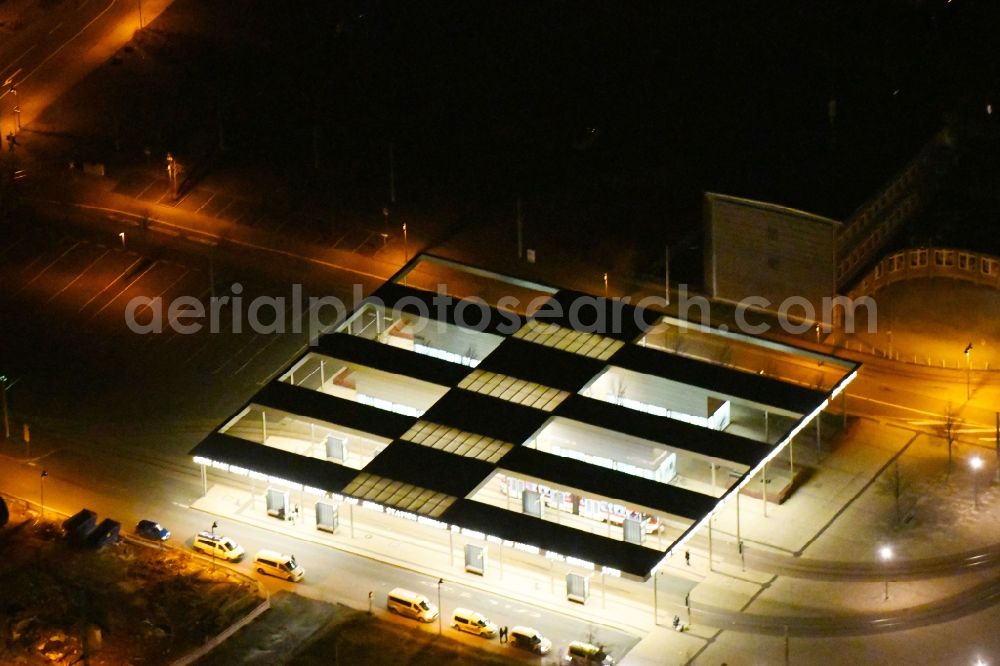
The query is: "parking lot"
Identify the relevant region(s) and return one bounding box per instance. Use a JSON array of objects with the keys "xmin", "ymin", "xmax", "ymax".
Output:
[
  {"xmin": 111, "ymin": 171, "xmax": 389, "ymax": 256},
  {"xmin": 0, "ymin": 215, "xmax": 352, "ymax": 458}
]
